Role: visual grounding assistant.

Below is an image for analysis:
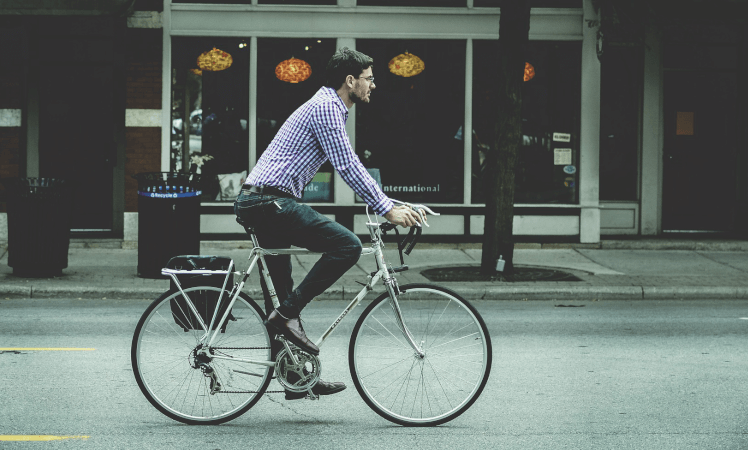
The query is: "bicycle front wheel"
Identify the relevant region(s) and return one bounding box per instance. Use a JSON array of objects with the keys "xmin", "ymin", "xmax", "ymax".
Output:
[
  {"xmin": 350, "ymin": 284, "xmax": 492, "ymax": 426},
  {"xmin": 132, "ymin": 287, "xmax": 273, "ymax": 425}
]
